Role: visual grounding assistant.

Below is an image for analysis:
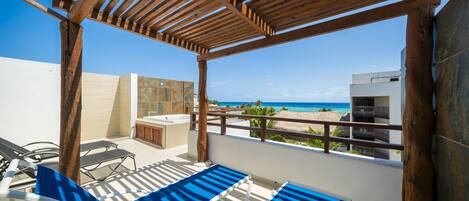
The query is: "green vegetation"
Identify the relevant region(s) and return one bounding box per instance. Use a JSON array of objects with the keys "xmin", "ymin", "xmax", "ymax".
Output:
[
  {"xmin": 318, "ymin": 108, "xmax": 332, "ymax": 112},
  {"xmin": 255, "ymin": 100, "xmax": 262, "ymax": 106},
  {"xmin": 280, "ymin": 107, "xmax": 288, "ymax": 111},
  {"xmin": 237, "ymin": 100, "xmax": 352, "ymax": 154},
  {"xmin": 347, "ymin": 149, "xmax": 360, "ymax": 154},
  {"xmin": 304, "ymin": 127, "xmax": 345, "ymax": 150},
  {"xmin": 268, "ymin": 135, "xmax": 286, "ymax": 142},
  {"xmin": 244, "ymin": 100, "xmax": 275, "ymax": 138},
  {"xmin": 208, "ymin": 100, "xmax": 219, "ymax": 105}
]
